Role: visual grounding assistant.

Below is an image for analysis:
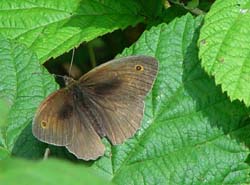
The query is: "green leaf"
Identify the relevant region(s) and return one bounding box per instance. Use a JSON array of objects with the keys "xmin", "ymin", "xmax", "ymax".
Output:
[
  {"xmin": 0, "ymin": 0, "xmax": 144, "ymax": 63},
  {"xmin": 198, "ymin": 0, "xmax": 250, "ymax": 106},
  {"xmin": 0, "ymin": 158, "xmax": 112, "ymax": 185},
  {"xmin": 92, "ymin": 14, "xmax": 250, "ymax": 184},
  {"xmin": 0, "ymin": 36, "xmax": 58, "ymax": 158}
]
